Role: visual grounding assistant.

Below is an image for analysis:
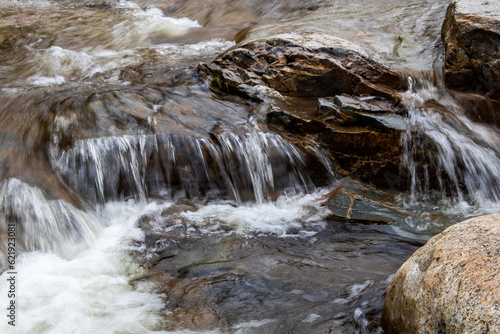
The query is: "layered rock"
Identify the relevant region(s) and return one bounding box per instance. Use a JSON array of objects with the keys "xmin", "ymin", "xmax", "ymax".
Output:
[
  {"xmin": 323, "ymin": 179, "xmax": 415, "ymax": 224},
  {"xmin": 201, "ymin": 34, "xmax": 414, "ymax": 189},
  {"xmin": 265, "ymin": 97, "xmax": 407, "ymax": 188},
  {"xmin": 381, "ymin": 214, "xmax": 500, "ymax": 333},
  {"xmin": 203, "ymin": 33, "xmax": 407, "ymax": 99},
  {"xmin": 442, "ymin": 0, "xmax": 500, "ymax": 121}
]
